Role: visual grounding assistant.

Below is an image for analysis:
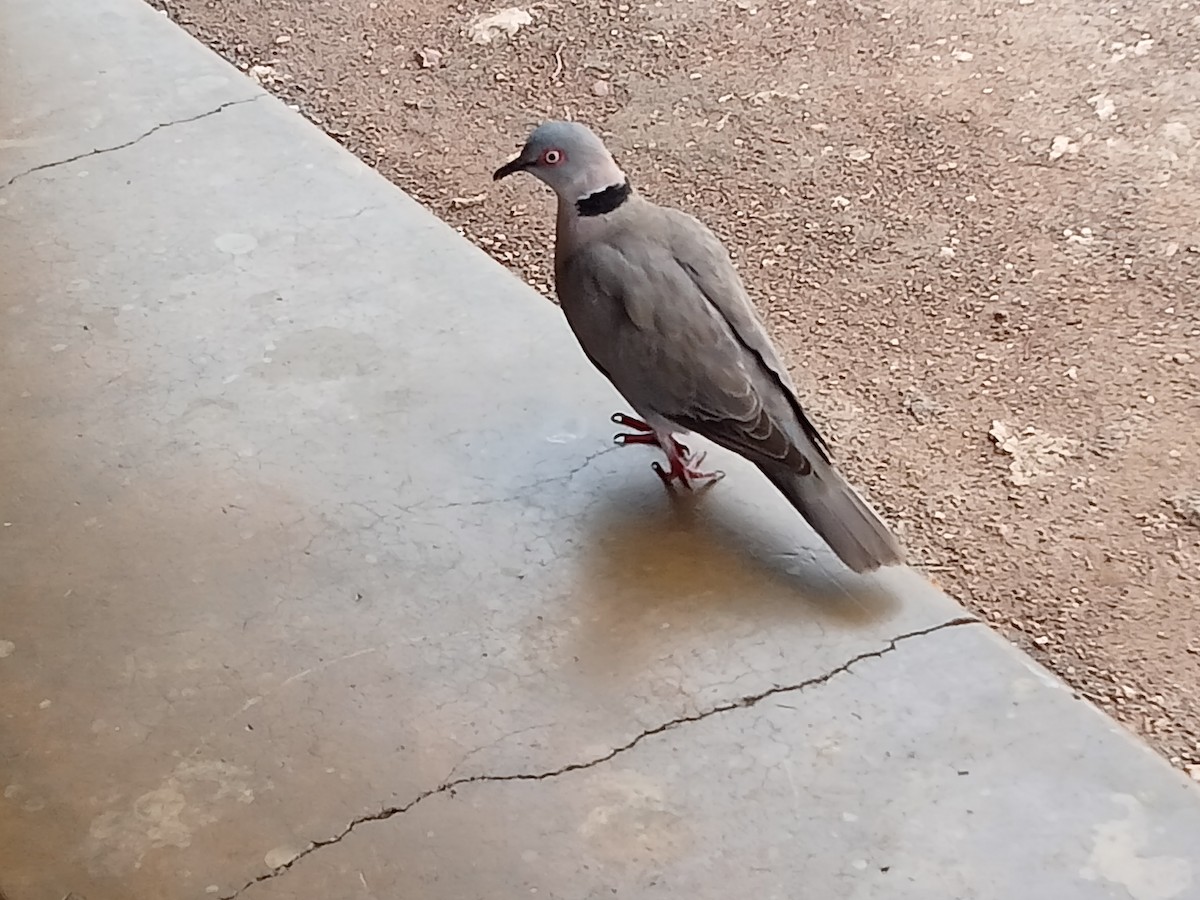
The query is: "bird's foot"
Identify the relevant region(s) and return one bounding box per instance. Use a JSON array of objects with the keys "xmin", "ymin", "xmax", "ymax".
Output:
[
  {"xmin": 652, "ymin": 448, "xmax": 725, "ymax": 491},
  {"xmin": 612, "ymin": 412, "xmax": 657, "ymax": 446},
  {"xmin": 610, "ymin": 412, "xmax": 719, "ymax": 489},
  {"xmin": 611, "ymin": 412, "xmax": 690, "ymax": 456}
]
